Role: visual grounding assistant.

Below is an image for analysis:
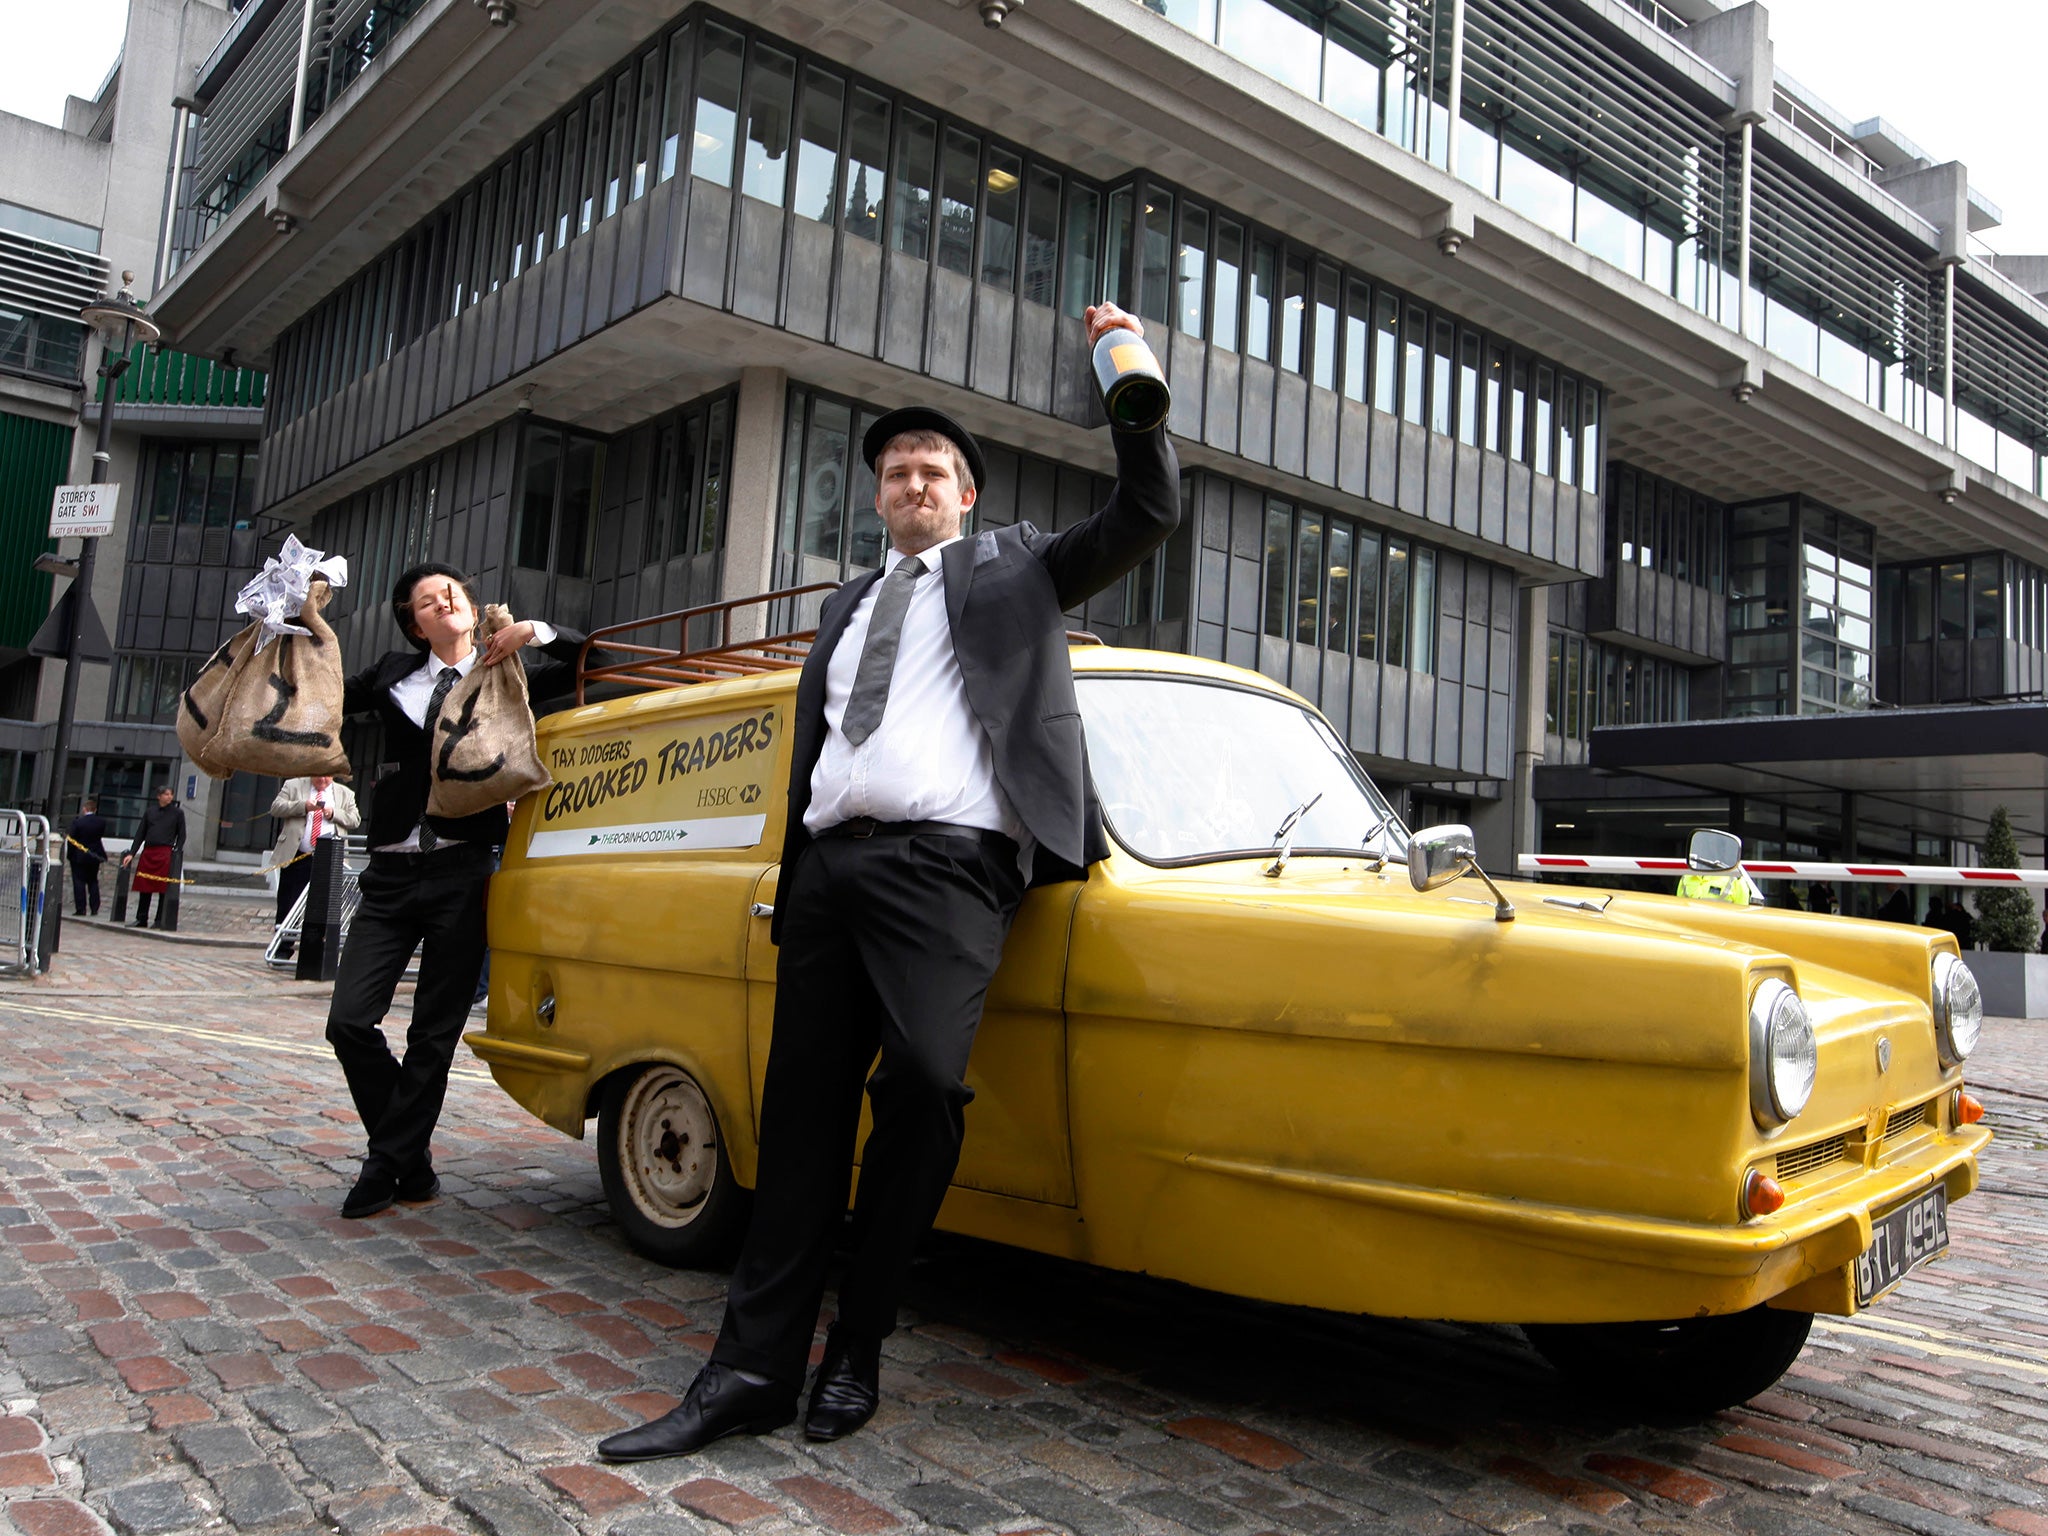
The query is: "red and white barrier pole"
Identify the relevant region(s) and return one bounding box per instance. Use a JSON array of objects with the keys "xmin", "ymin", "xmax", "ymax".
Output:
[{"xmin": 1518, "ymin": 855, "xmax": 2048, "ymax": 886}]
